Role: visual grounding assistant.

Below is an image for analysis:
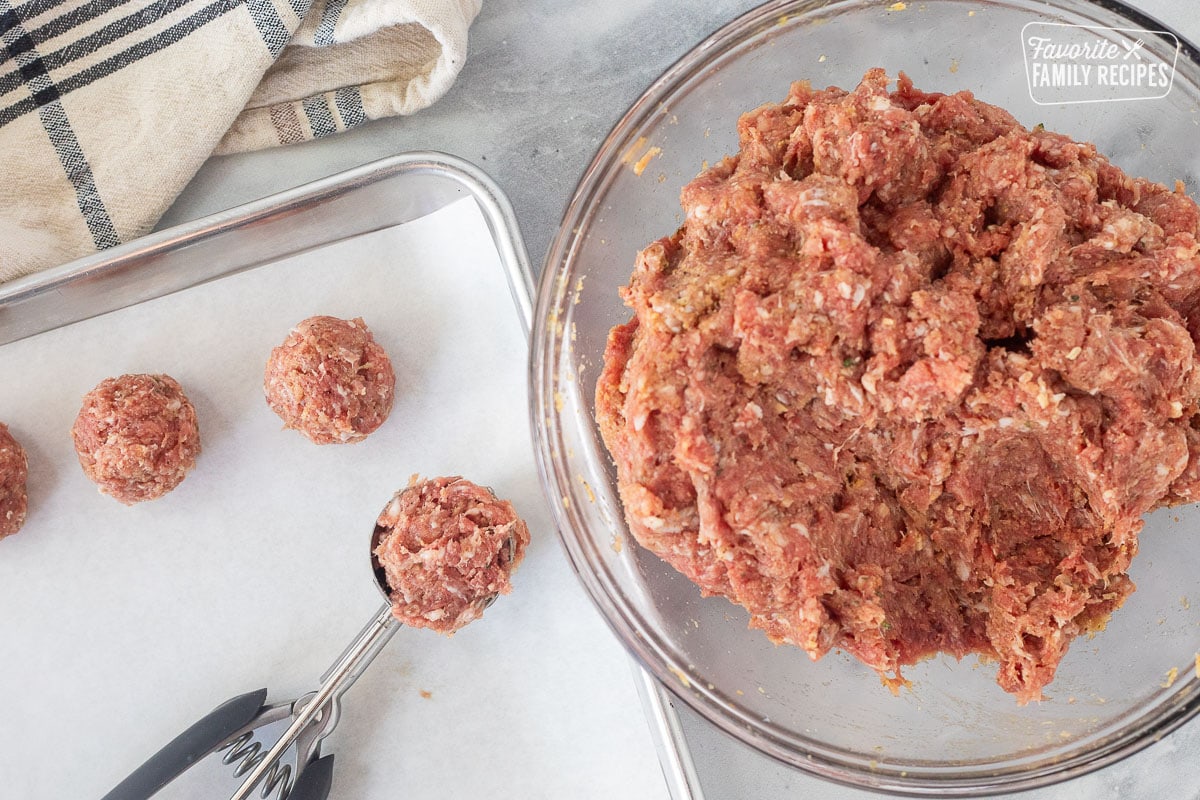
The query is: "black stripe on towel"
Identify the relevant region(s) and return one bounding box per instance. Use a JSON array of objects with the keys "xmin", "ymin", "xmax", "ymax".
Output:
[
  {"xmin": 333, "ymin": 85, "xmax": 363, "ymax": 128},
  {"xmin": 0, "ymin": 0, "xmax": 241, "ymax": 126},
  {"xmin": 3, "ymin": 0, "xmax": 76, "ymax": 35},
  {"xmin": 0, "ymin": 0, "xmax": 118, "ymax": 249},
  {"xmin": 243, "ymin": 0, "xmax": 291, "ymax": 57},
  {"xmin": 38, "ymin": 98, "xmax": 120, "ymax": 248},
  {"xmin": 1, "ymin": 0, "xmax": 302, "ymax": 102},
  {"xmin": 282, "ymin": 0, "xmax": 305, "ymax": 21},
  {"xmin": 312, "ymin": 0, "xmax": 345, "ymax": 46},
  {"xmin": 28, "ymin": 0, "xmax": 139, "ymax": 50},
  {"xmin": 302, "ymin": 93, "xmax": 335, "ymax": 138},
  {"xmin": 0, "ymin": 0, "xmax": 210, "ymax": 99}
]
